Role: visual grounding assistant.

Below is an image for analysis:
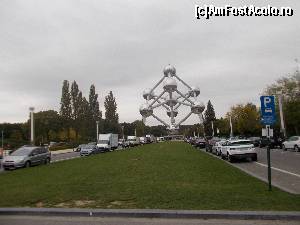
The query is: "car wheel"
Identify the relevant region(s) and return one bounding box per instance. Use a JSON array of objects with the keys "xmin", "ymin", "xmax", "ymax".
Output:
[
  {"xmin": 45, "ymin": 158, "xmax": 50, "ymax": 164},
  {"xmin": 228, "ymin": 154, "xmax": 234, "ymax": 163},
  {"xmin": 24, "ymin": 161, "xmax": 31, "ymax": 168},
  {"xmin": 295, "ymin": 145, "xmax": 300, "ymax": 152},
  {"xmin": 283, "ymin": 145, "xmax": 286, "ymax": 151},
  {"xmin": 221, "ymin": 153, "xmax": 225, "ymax": 160},
  {"xmin": 252, "ymin": 155, "xmax": 257, "ymax": 162}
]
